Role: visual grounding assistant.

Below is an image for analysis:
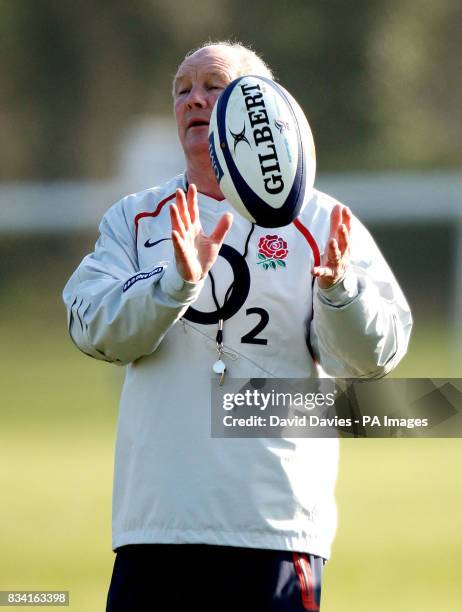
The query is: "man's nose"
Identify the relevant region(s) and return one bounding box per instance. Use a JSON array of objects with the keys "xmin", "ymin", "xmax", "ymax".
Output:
[{"xmin": 186, "ymin": 86, "xmax": 207, "ymax": 109}]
